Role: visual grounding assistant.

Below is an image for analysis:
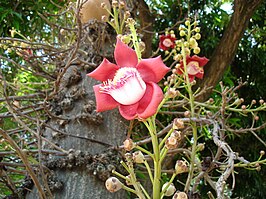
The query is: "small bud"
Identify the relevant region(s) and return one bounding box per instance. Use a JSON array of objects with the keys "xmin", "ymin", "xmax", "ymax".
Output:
[
  {"xmin": 132, "ymin": 151, "xmax": 145, "ymax": 163},
  {"xmin": 119, "ymin": 1, "xmax": 125, "ymax": 9},
  {"xmin": 195, "ymin": 27, "xmax": 200, "ymax": 32},
  {"xmin": 185, "ymin": 20, "xmax": 190, "ymax": 26},
  {"xmin": 60, "ymin": 29, "xmax": 66, "ymax": 35},
  {"xmin": 189, "ymin": 38, "xmax": 196, "ymax": 46},
  {"xmin": 167, "ymin": 88, "xmax": 178, "ymax": 98},
  {"xmin": 251, "ymin": 99, "xmax": 256, "ymax": 104},
  {"xmin": 112, "ymin": 0, "xmax": 118, "ymax": 7},
  {"xmin": 165, "ymin": 137, "xmax": 178, "ymax": 149},
  {"xmin": 259, "ymin": 99, "xmax": 264, "ymax": 105},
  {"xmin": 125, "ymin": 175, "xmax": 132, "ymax": 185},
  {"xmin": 241, "ymin": 105, "xmax": 246, "ymax": 110},
  {"xmin": 162, "ymin": 182, "xmax": 176, "ymax": 196},
  {"xmin": 240, "ymin": 98, "xmax": 244, "ymax": 103},
  {"xmin": 172, "ymin": 191, "xmax": 188, "ymax": 199},
  {"xmin": 101, "ymin": 15, "xmax": 108, "ymax": 22},
  {"xmin": 193, "ymin": 47, "xmax": 200, "ymax": 54},
  {"xmin": 171, "ymin": 130, "xmax": 182, "ymax": 141},
  {"xmin": 124, "ymin": 11, "xmax": 131, "ymax": 18},
  {"xmin": 254, "ymin": 115, "xmax": 259, "ymax": 121},
  {"xmin": 197, "ymin": 143, "xmax": 205, "ymax": 151},
  {"xmin": 175, "ymin": 160, "xmax": 188, "ymax": 174},
  {"xmin": 101, "ymin": 2, "xmax": 107, "ymax": 9},
  {"xmin": 179, "ymin": 30, "xmax": 186, "ymax": 37},
  {"xmin": 105, "ymin": 177, "xmax": 122, "ymax": 192},
  {"xmin": 123, "ymin": 138, "xmax": 134, "ymax": 151},
  {"xmin": 184, "ymin": 111, "xmax": 190, "ymax": 117},
  {"xmin": 173, "ymin": 118, "xmax": 184, "ymax": 129},
  {"xmin": 121, "ymin": 35, "xmax": 131, "ymax": 44},
  {"xmin": 126, "ymin": 18, "xmax": 136, "ymax": 25},
  {"xmin": 208, "ymin": 98, "xmax": 214, "ymax": 104},
  {"xmin": 256, "ymin": 165, "xmax": 261, "ymax": 171},
  {"xmin": 195, "ymin": 33, "xmax": 201, "ymax": 40},
  {"xmin": 184, "ymin": 48, "xmax": 190, "ymax": 55},
  {"xmin": 260, "ymin": 150, "xmax": 265, "ymax": 156}
]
